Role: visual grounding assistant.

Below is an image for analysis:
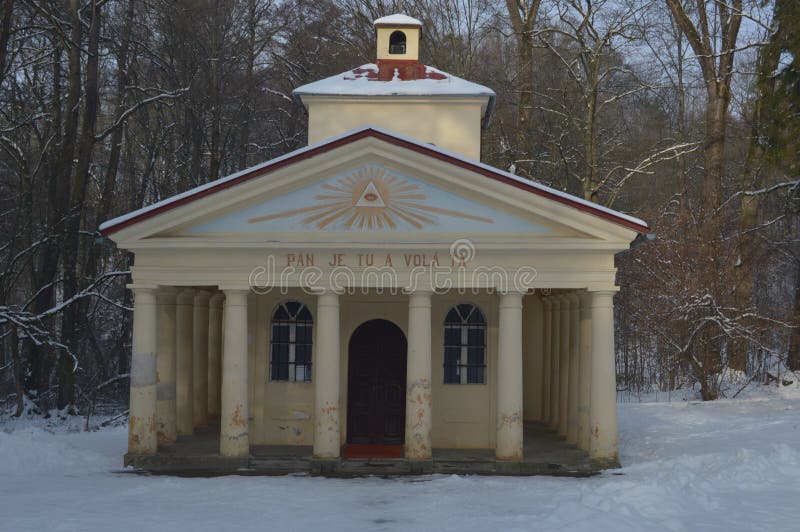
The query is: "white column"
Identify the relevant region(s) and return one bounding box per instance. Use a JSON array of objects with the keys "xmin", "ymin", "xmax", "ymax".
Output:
[
  {"xmin": 129, "ymin": 287, "xmax": 158, "ymax": 454},
  {"xmin": 313, "ymin": 290, "xmax": 341, "ymax": 459},
  {"xmin": 567, "ymin": 293, "xmax": 580, "ymax": 445},
  {"xmin": 405, "ymin": 290, "xmax": 433, "ymax": 460},
  {"xmin": 175, "ymin": 288, "xmax": 194, "ymax": 436},
  {"xmin": 496, "ymin": 291, "xmax": 524, "ymax": 461},
  {"xmin": 548, "ymin": 298, "xmax": 560, "ymax": 427},
  {"xmin": 220, "ymin": 289, "xmax": 250, "ymax": 457},
  {"xmin": 558, "ymin": 296, "xmax": 571, "ymax": 437},
  {"xmin": 156, "ymin": 287, "xmax": 177, "ymax": 445},
  {"xmin": 577, "ymin": 292, "xmax": 592, "ymax": 451},
  {"xmin": 207, "ymin": 292, "xmax": 224, "ymax": 421},
  {"xmin": 193, "ymin": 290, "xmax": 211, "ymax": 428},
  {"xmin": 589, "ymin": 290, "xmax": 619, "ymax": 462},
  {"xmin": 541, "ymin": 299, "xmax": 552, "ymax": 422}
]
